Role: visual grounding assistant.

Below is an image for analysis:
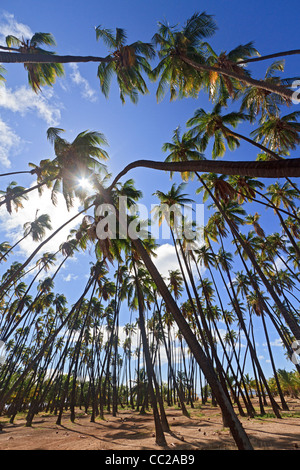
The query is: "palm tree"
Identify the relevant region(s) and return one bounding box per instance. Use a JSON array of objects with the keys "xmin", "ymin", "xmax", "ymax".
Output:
[
  {"xmin": 200, "ymin": 41, "xmax": 259, "ymax": 104},
  {"xmin": 239, "ymin": 60, "xmax": 292, "ymax": 120},
  {"xmin": 23, "ymin": 211, "xmax": 52, "ymax": 242},
  {"xmin": 0, "ymin": 211, "xmax": 52, "ymax": 263},
  {"xmin": 0, "ymin": 242, "xmax": 12, "ymax": 262},
  {"xmin": 152, "ymin": 182, "xmax": 195, "ymax": 239},
  {"xmin": 0, "ymin": 181, "xmax": 28, "ymax": 214},
  {"xmin": 251, "ymin": 111, "xmax": 300, "ymax": 155},
  {"xmin": 162, "ymin": 127, "xmax": 205, "ymax": 180},
  {"xmin": 152, "ymin": 12, "xmax": 217, "ymax": 102},
  {"xmin": 95, "ymin": 26, "xmax": 154, "ymax": 103},
  {"xmin": 152, "ymin": 12, "xmax": 295, "ymax": 102},
  {"xmin": 4, "ymin": 32, "xmax": 64, "ymax": 92},
  {"xmin": 186, "ymin": 102, "xmax": 283, "ymax": 160},
  {"xmin": 46, "ymin": 127, "xmax": 109, "ymax": 209}
]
